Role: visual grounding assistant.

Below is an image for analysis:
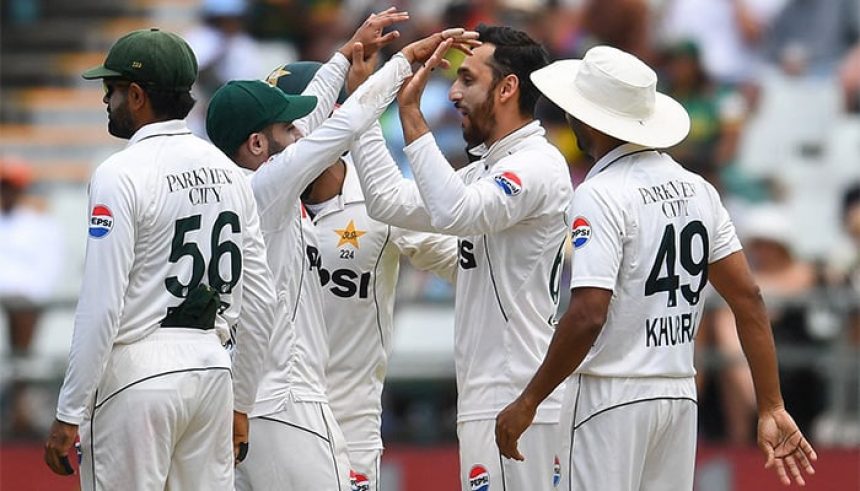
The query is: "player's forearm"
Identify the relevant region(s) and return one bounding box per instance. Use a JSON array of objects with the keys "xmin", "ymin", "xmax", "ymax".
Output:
[
  {"xmin": 518, "ymin": 308, "xmax": 602, "ymax": 410},
  {"xmin": 733, "ymin": 291, "xmax": 785, "ymax": 414},
  {"xmin": 295, "ymin": 52, "xmax": 350, "ymax": 135},
  {"xmin": 399, "ymin": 105, "xmax": 431, "ymax": 145}
]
